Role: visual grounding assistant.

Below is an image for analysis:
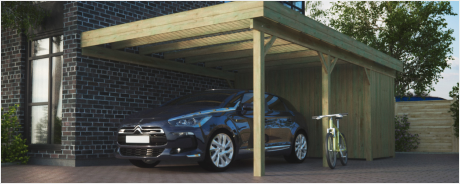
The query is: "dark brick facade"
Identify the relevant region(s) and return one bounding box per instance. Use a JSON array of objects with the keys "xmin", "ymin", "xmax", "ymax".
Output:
[
  {"xmin": 2, "ymin": 1, "xmax": 229, "ymax": 166},
  {"xmin": 1, "ymin": 29, "xmax": 27, "ymax": 131}
]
